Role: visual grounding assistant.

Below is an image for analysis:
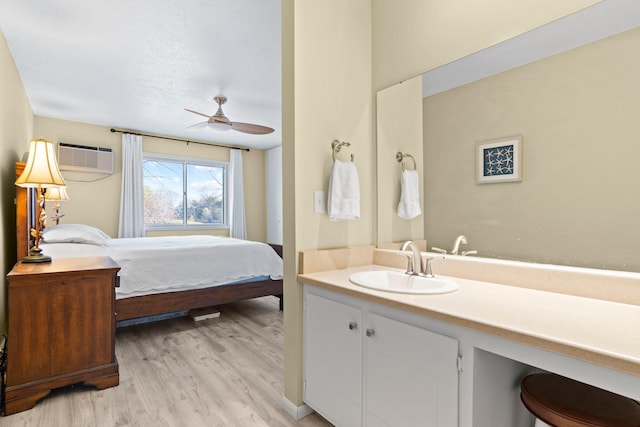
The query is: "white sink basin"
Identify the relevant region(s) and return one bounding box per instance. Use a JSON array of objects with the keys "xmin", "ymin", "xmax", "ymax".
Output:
[{"xmin": 349, "ymin": 270, "xmax": 458, "ymax": 295}]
